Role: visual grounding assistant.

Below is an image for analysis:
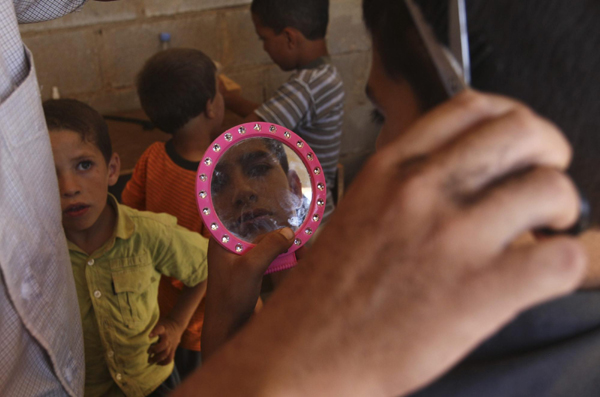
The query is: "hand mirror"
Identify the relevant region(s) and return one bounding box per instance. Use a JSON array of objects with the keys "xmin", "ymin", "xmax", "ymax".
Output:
[{"xmin": 196, "ymin": 122, "xmax": 326, "ymax": 273}]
